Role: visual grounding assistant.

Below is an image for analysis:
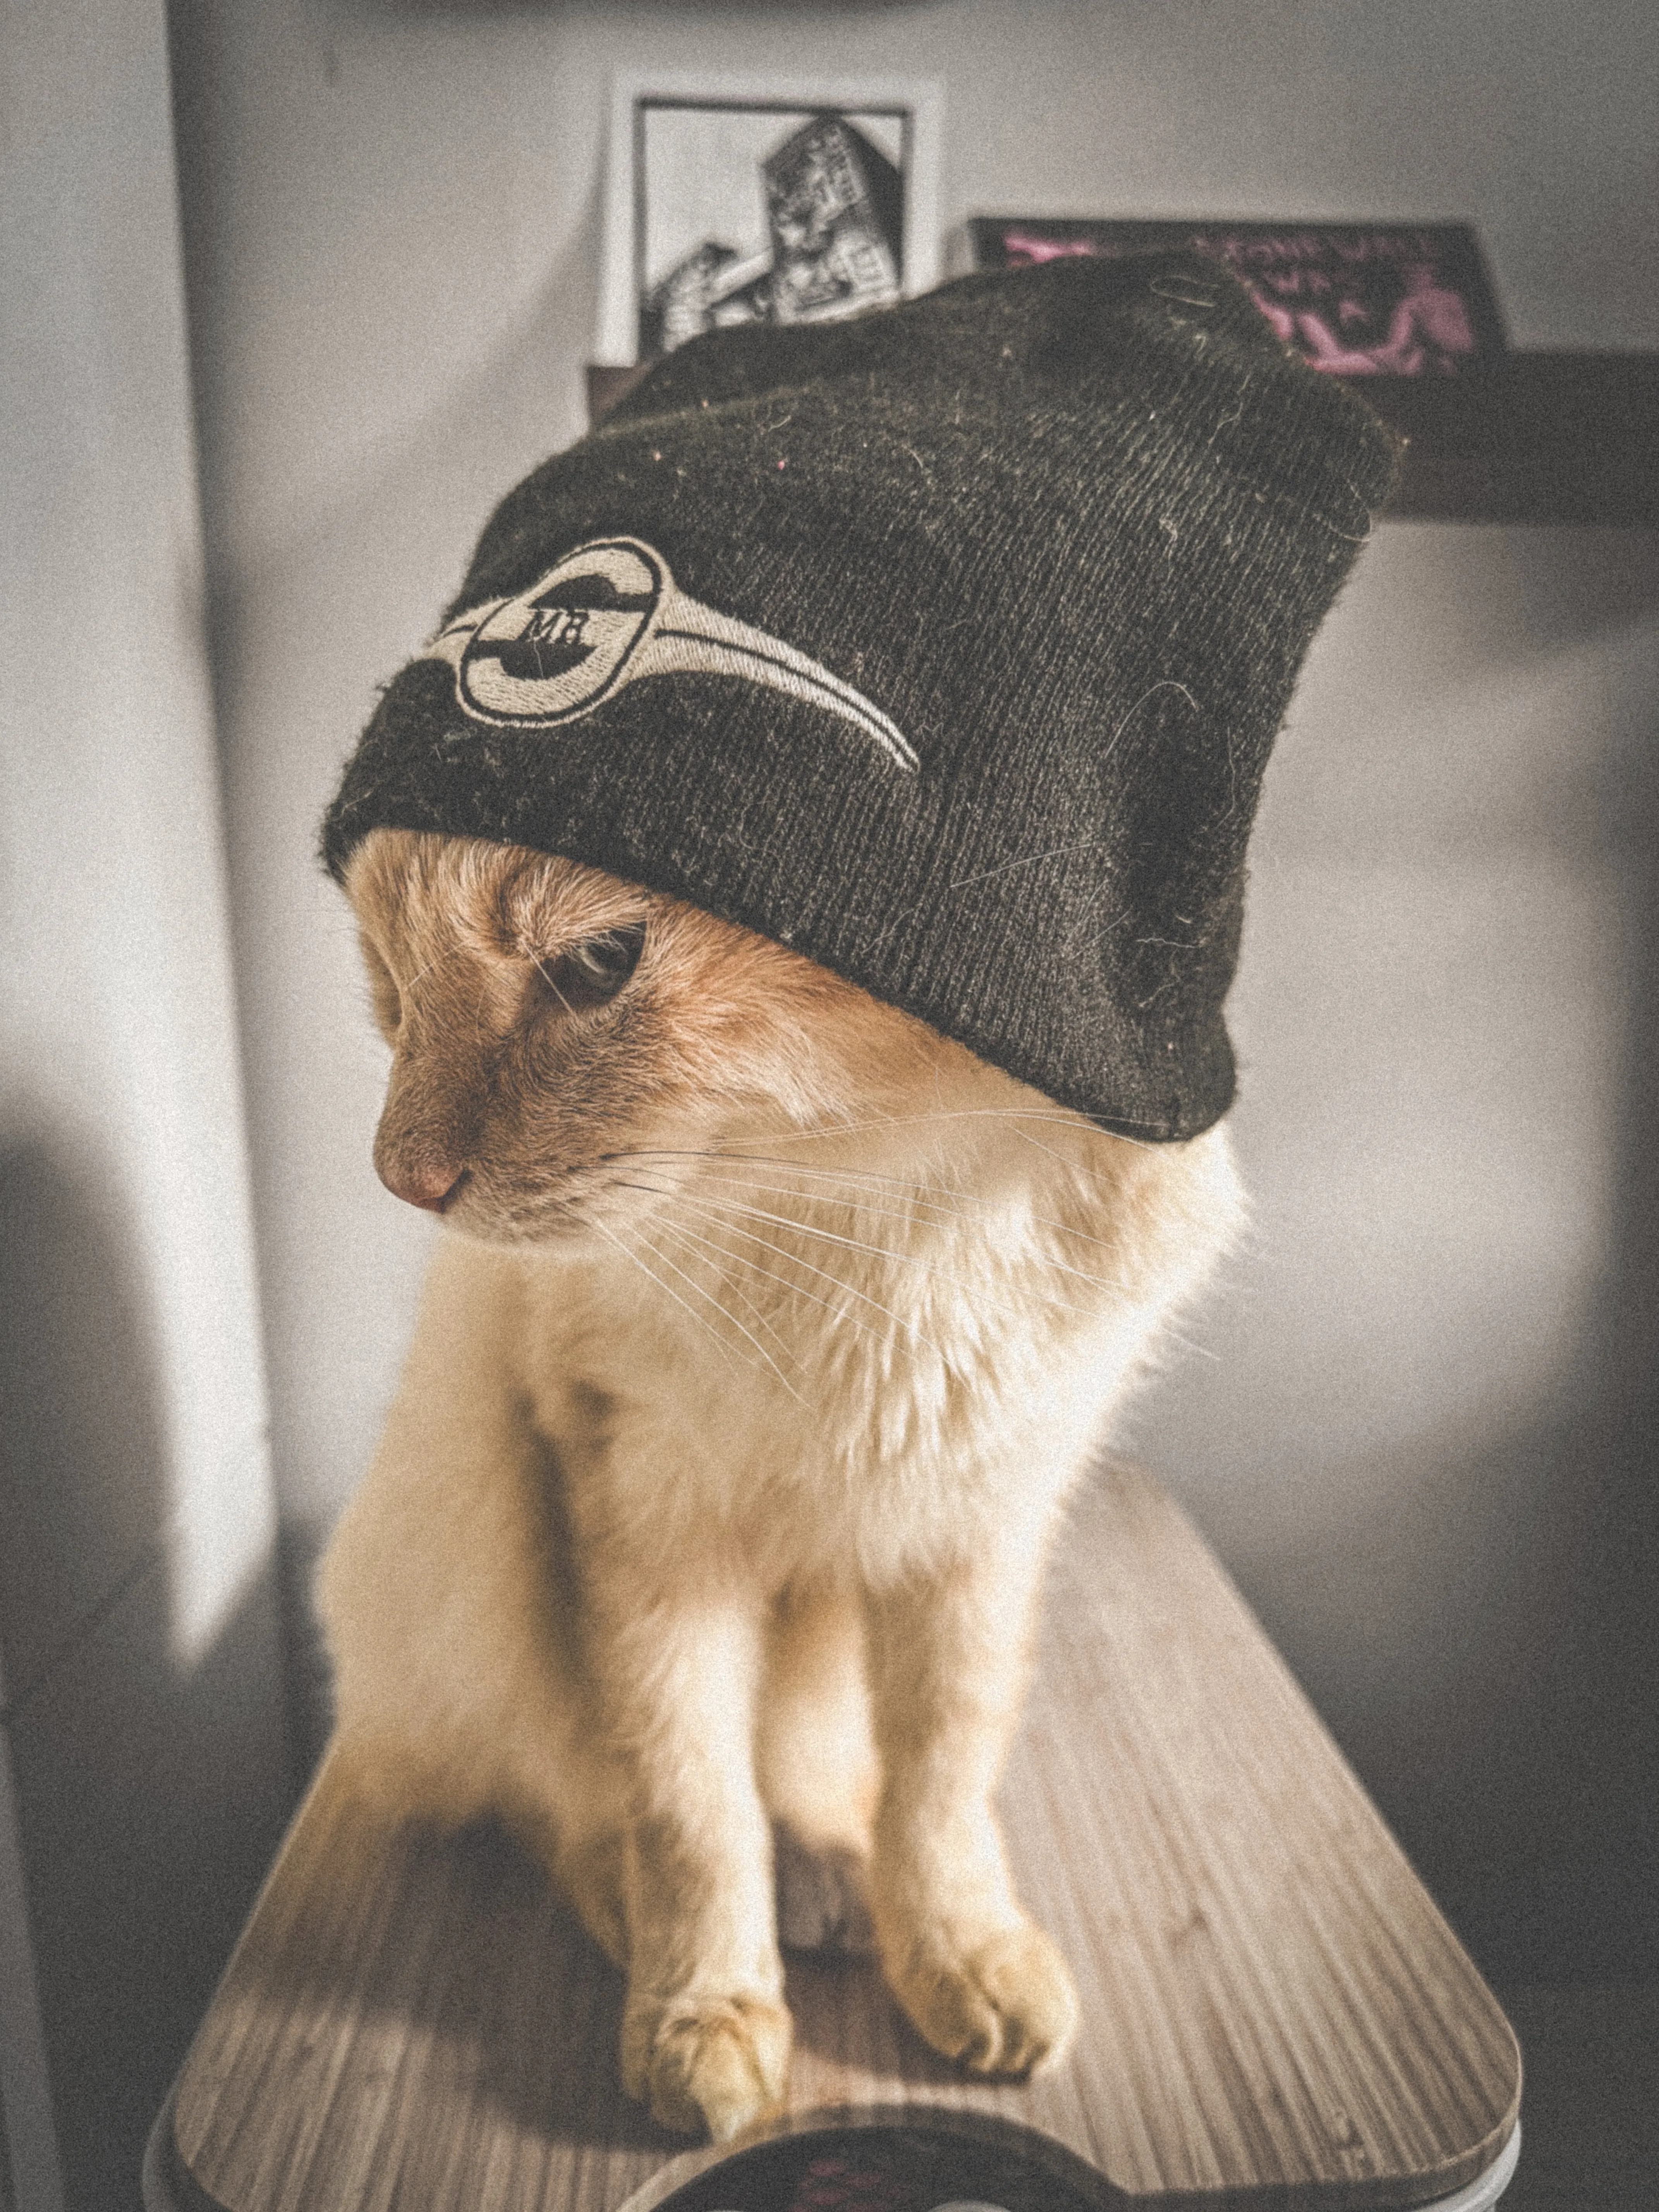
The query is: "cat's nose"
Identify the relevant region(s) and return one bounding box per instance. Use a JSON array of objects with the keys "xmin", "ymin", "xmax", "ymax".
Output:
[{"xmin": 376, "ymin": 1152, "xmax": 470, "ymax": 1214}]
